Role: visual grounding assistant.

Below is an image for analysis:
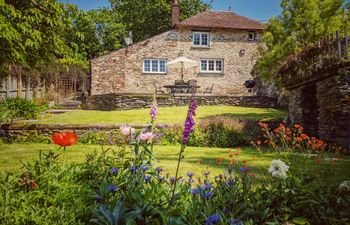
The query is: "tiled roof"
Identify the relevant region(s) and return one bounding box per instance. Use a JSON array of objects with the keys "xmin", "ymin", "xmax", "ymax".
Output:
[{"xmin": 176, "ymin": 11, "xmax": 265, "ymax": 30}]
